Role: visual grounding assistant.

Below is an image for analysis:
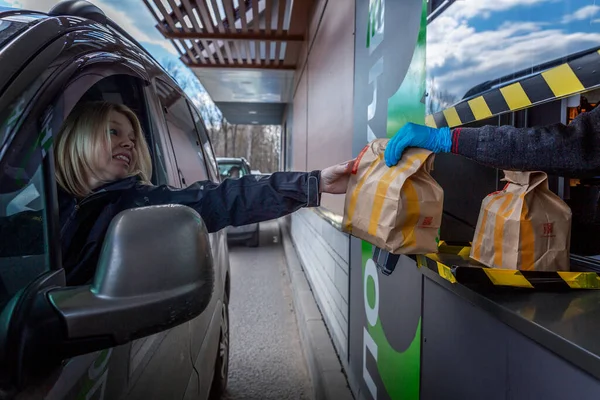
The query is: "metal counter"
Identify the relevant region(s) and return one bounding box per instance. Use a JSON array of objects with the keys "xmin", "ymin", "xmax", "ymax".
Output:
[{"xmin": 419, "ymin": 257, "xmax": 600, "ymax": 399}]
